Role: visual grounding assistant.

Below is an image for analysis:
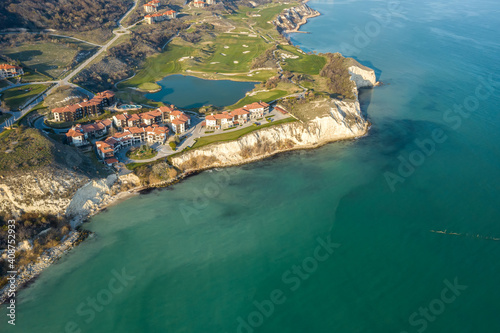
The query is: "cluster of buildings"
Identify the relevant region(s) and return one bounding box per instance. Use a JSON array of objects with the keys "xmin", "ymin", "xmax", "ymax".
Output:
[
  {"xmin": 143, "ymin": 0, "xmax": 177, "ymax": 24},
  {"xmin": 64, "ymin": 102, "xmax": 192, "ymax": 165},
  {"xmin": 52, "ymin": 91, "xmax": 115, "ymax": 122},
  {"xmin": 95, "ymin": 124, "xmax": 169, "ymax": 164},
  {"xmin": 205, "ymin": 102, "xmax": 269, "ymax": 130},
  {"xmin": 143, "ymin": 0, "xmax": 161, "ymax": 12},
  {"xmin": 62, "ymin": 96, "xmax": 274, "ymax": 165},
  {"xmin": 145, "ymin": 10, "xmax": 177, "ymax": 24},
  {"xmin": 112, "ymin": 105, "xmax": 191, "ymax": 134},
  {"xmin": 0, "ymin": 64, "xmax": 24, "ymax": 79}
]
